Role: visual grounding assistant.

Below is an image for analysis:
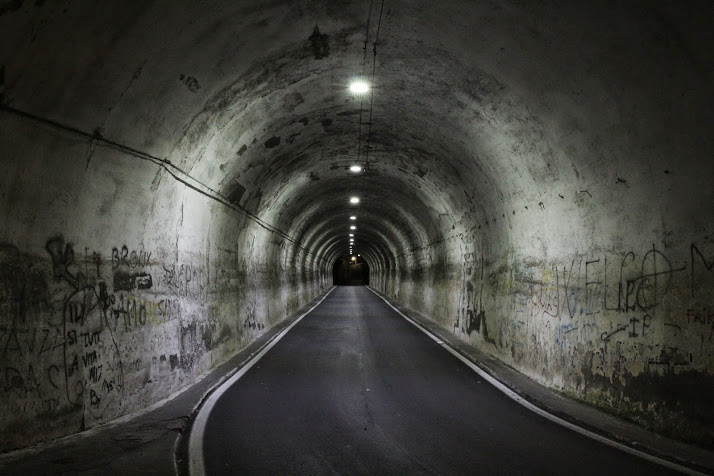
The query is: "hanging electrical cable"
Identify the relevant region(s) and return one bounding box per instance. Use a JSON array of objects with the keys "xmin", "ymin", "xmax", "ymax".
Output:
[{"xmin": 352, "ymin": 0, "xmax": 385, "ymax": 257}]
